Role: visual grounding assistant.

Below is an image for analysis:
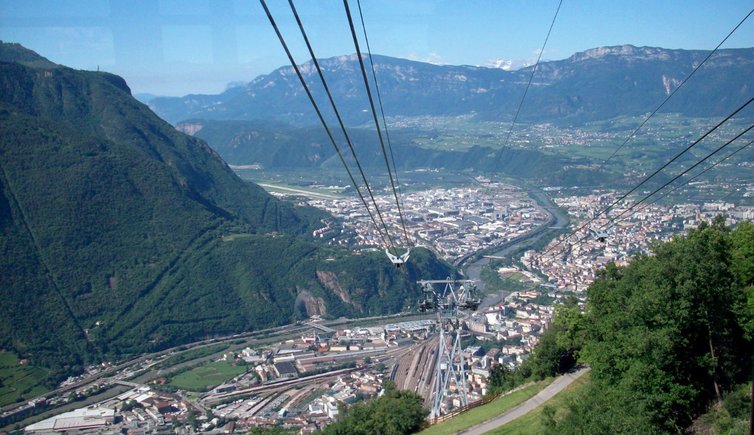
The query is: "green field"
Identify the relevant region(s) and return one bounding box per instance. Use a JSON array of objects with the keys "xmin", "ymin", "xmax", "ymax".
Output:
[
  {"xmin": 168, "ymin": 360, "xmax": 247, "ymax": 392},
  {"xmin": 155, "ymin": 343, "xmax": 230, "ymax": 370},
  {"xmin": 505, "ymin": 272, "xmax": 526, "ymax": 282},
  {"xmin": 221, "ymin": 233, "xmax": 254, "ymax": 242},
  {"xmin": 489, "ymin": 373, "xmax": 590, "ymax": 434},
  {"xmin": 420, "ymin": 379, "xmax": 551, "ymax": 435},
  {"xmin": 0, "ymin": 351, "xmax": 50, "ymax": 407}
]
